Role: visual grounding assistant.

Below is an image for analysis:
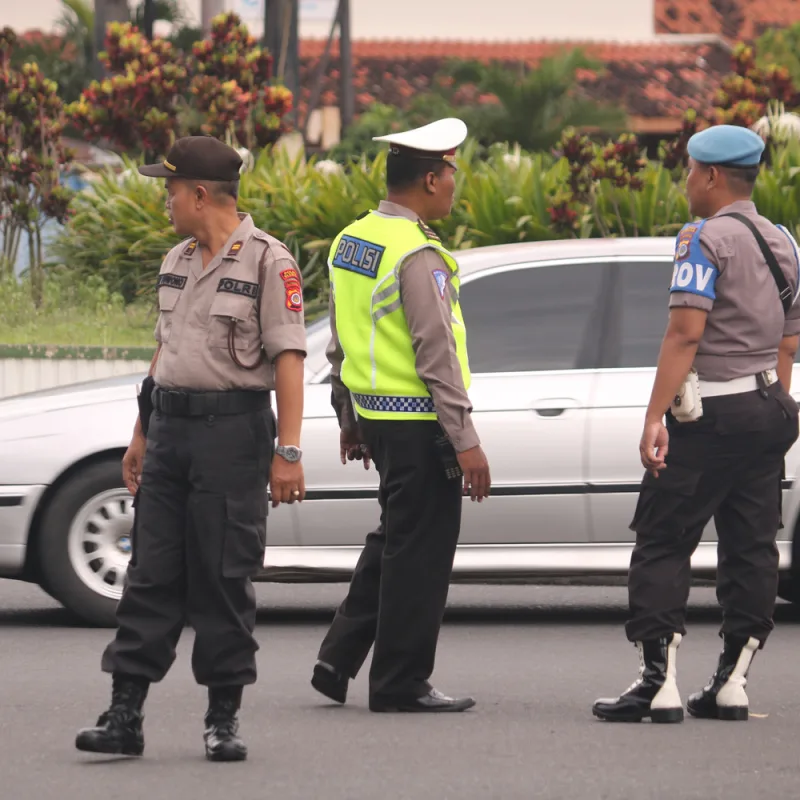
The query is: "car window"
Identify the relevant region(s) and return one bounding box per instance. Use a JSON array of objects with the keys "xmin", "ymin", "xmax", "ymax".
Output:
[
  {"xmin": 616, "ymin": 260, "xmax": 673, "ymax": 368},
  {"xmin": 458, "ymin": 261, "xmax": 609, "ymax": 373}
]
